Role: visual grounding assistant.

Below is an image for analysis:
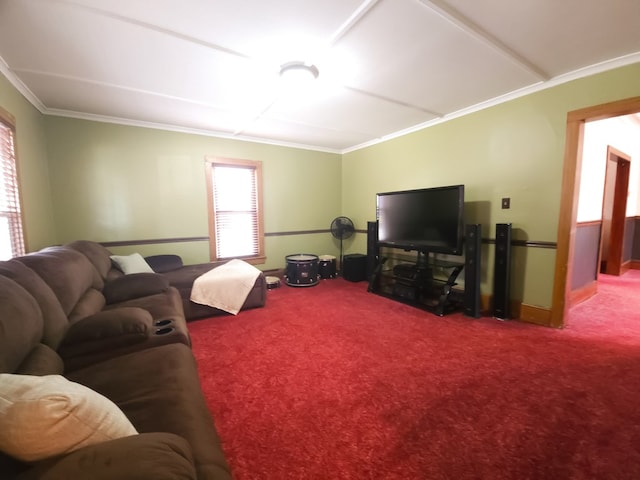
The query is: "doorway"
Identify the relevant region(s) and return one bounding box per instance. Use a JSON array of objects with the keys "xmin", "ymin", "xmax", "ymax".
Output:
[
  {"xmin": 550, "ymin": 96, "xmax": 640, "ymax": 329},
  {"xmin": 599, "ymin": 146, "xmax": 631, "ymax": 276}
]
